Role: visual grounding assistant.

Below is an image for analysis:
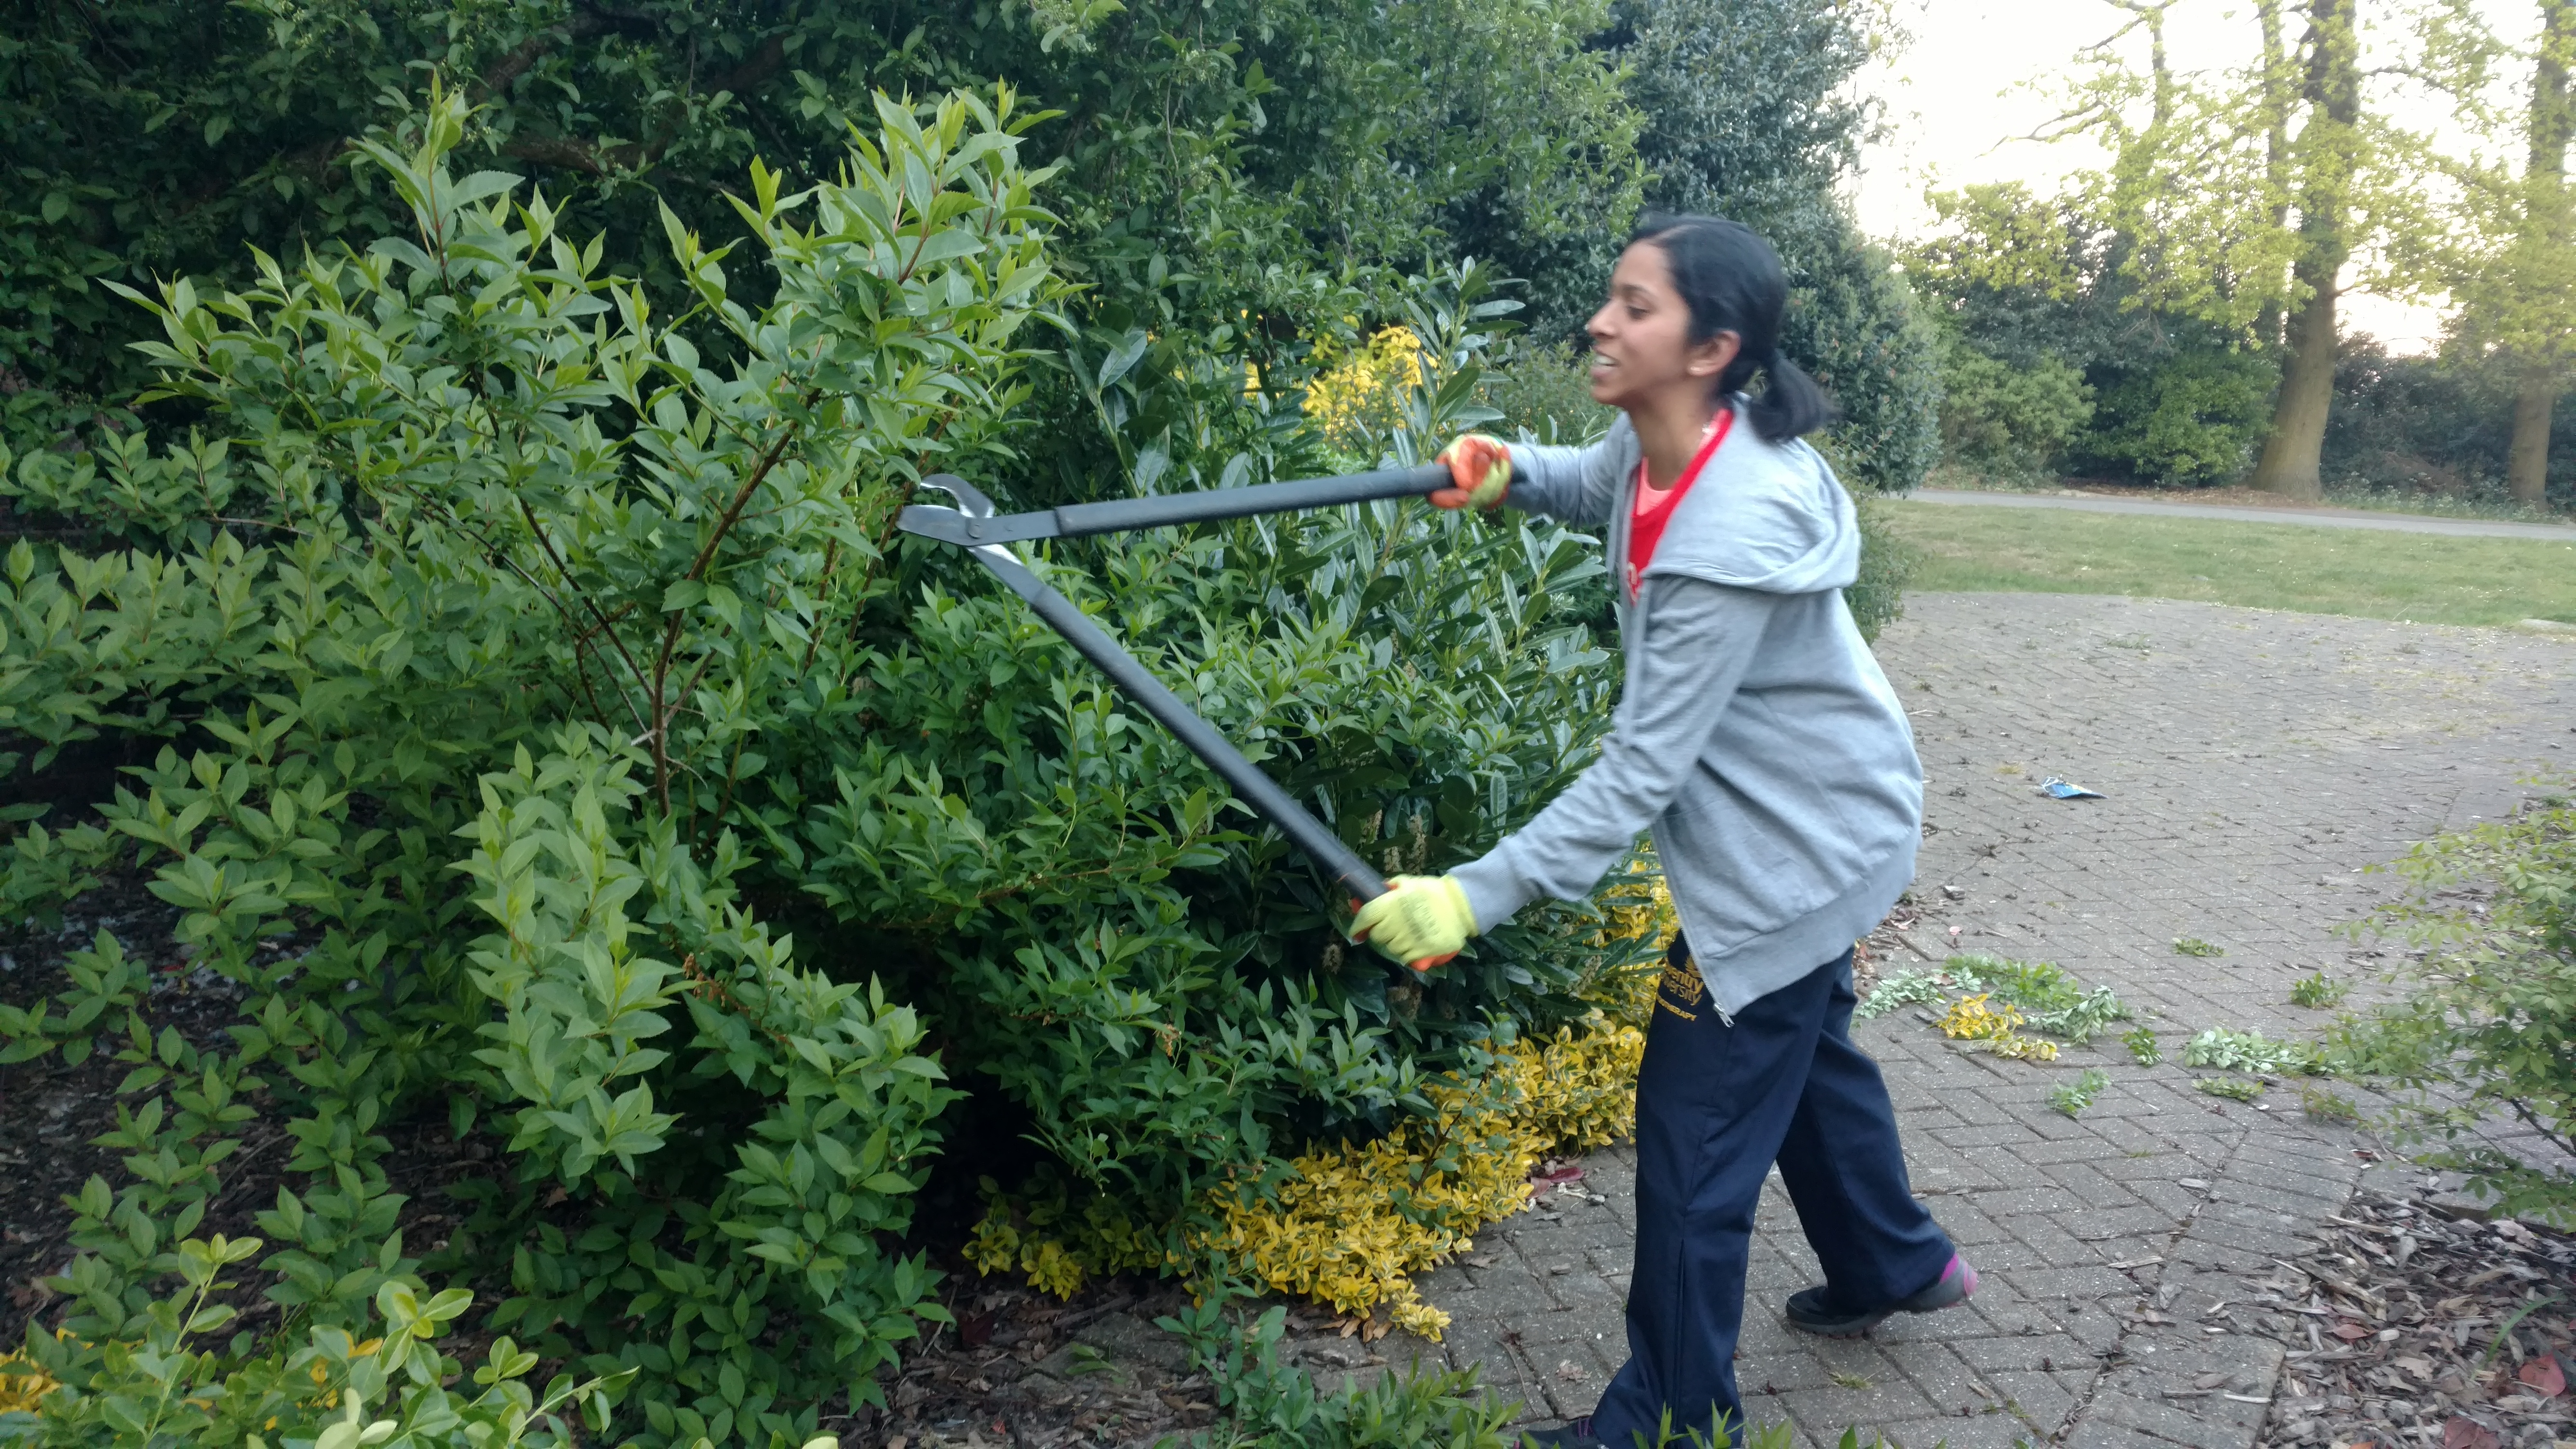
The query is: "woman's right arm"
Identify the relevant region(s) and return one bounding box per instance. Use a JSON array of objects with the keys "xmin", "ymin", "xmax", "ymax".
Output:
[
  {"xmin": 1435, "ymin": 428, "xmax": 1625, "ymax": 527},
  {"xmin": 1503, "ymin": 437, "xmax": 1624, "ymax": 526}
]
